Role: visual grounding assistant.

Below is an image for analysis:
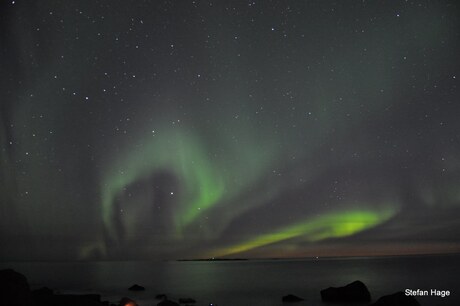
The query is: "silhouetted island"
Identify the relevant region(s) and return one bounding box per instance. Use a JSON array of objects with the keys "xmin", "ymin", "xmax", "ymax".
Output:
[{"xmin": 176, "ymin": 258, "xmax": 248, "ymax": 261}]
